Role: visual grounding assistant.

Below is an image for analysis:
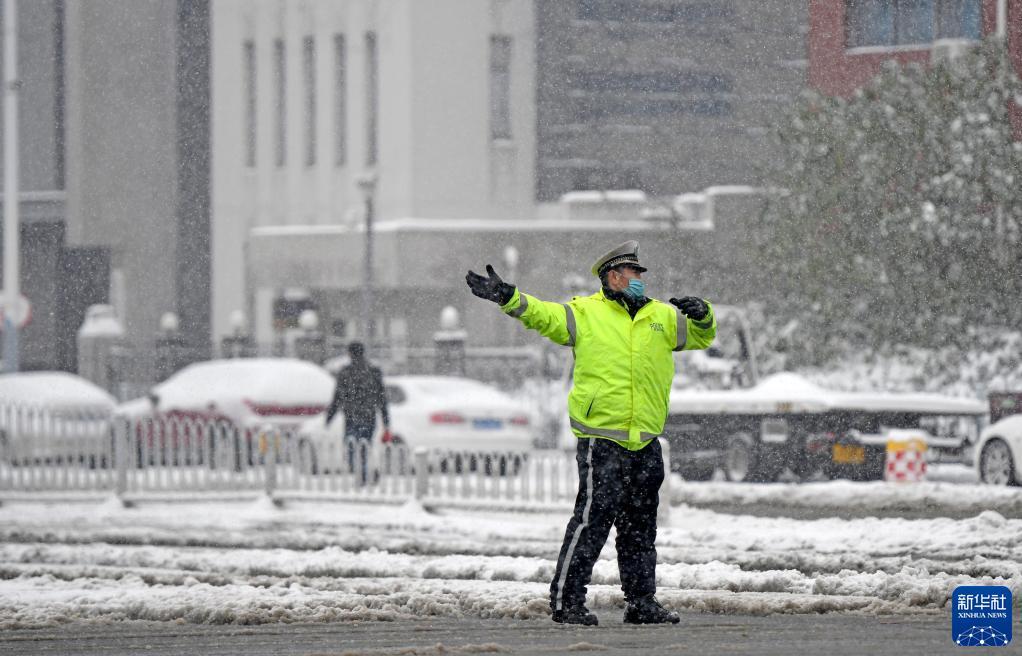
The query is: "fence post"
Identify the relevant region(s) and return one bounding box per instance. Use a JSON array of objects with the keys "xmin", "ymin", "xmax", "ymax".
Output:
[
  {"xmin": 413, "ymin": 448, "xmax": 428, "ymax": 501},
  {"xmin": 264, "ymin": 427, "xmax": 277, "ymax": 498},
  {"xmin": 658, "ymin": 438, "xmax": 672, "ymax": 525},
  {"xmin": 114, "ymin": 417, "xmax": 128, "ymax": 499}
]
